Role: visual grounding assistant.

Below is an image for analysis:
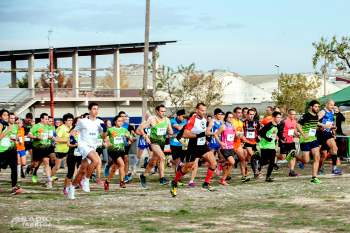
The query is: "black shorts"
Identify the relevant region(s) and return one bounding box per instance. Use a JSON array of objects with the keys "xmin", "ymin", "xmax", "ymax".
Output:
[
  {"xmin": 55, "ymin": 152, "xmax": 67, "ymax": 159},
  {"xmin": 186, "ymin": 145, "xmax": 211, "ymax": 162},
  {"xmin": 220, "ymin": 149, "xmax": 235, "ymax": 159},
  {"xmin": 170, "ymin": 145, "xmax": 187, "ymax": 161},
  {"xmin": 317, "ymin": 134, "xmax": 334, "ymax": 146},
  {"xmin": 320, "ymin": 143, "xmax": 330, "ymax": 151},
  {"xmin": 33, "ymin": 148, "xmax": 51, "ymax": 162},
  {"xmin": 245, "ymin": 143, "xmax": 257, "ymax": 151},
  {"xmin": 279, "ymin": 142, "xmax": 296, "ymax": 154},
  {"xmin": 48, "ymin": 146, "xmax": 55, "ymax": 154},
  {"xmin": 96, "ymin": 148, "xmax": 103, "ymax": 155},
  {"xmin": 124, "ymin": 145, "xmax": 131, "ymax": 155},
  {"xmin": 109, "ymin": 151, "xmax": 122, "ymax": 164},
  {"xmin": 25, "ymin": 142, "xmax": 33, "ymax": 150},
  {"xmin": 260, "ymin": 149, "xmax": 276, "ymax": 166}
]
